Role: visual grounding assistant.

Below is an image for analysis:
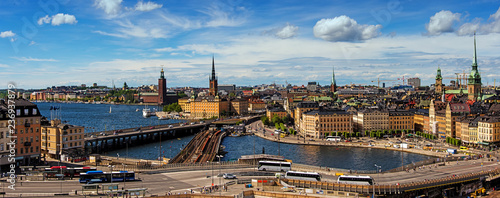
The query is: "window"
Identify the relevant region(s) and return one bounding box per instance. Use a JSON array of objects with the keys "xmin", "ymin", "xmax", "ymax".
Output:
[
  {"xmin": 30, "ymin": 147, "xmax": 33, "ymax": 153},
  {"xmin": 36, "ymin": 136, "xmax": 38, "ymax": 142},
  {"xmin": 20, "ymin": 129, "xmax": 23, "ymax": 134},
  {"xmin": 36, "ymin": 146, "xmax": 38, "ymax": 152},
  {"xmin": 0, "ymin": 143, "xmax": 3, "ymax": 151},
  {"xmin": 24, "ymin": 109, "xmax": 29, "ymax": 115},
  {"xmin": 30, "ymin": 137, "xmax": 33, "ymax": 142},
  {"xmin": 33, "ymin": 109, "xmax": 37, "ymax": 115},
  {"xmin": 20, "ymin": 148, "xmax": 23, "ymax": 154},
  {"xmin": 16, "ymin": 109, "xmax": 20, "ymax": 116}
]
